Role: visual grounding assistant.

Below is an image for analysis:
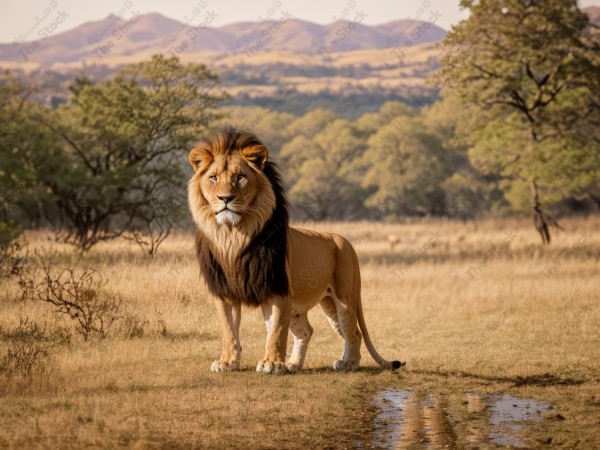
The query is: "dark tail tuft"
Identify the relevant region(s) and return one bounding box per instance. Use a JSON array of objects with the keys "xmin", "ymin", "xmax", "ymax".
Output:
[{"xmin": 391, "ymin": 360, "xmax": 405, "ymax": 370}]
